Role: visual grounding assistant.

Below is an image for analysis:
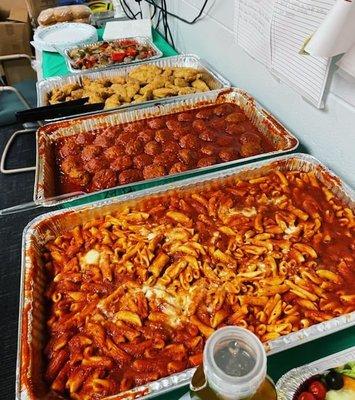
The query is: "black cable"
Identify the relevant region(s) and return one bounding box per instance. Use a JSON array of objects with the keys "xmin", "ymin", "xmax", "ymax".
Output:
[
  {"xmin": 137, "ymin": 0, "xmax": 143, "ymax": 19},
  {"xmin": 151, "ymin": 2, "xmax": 157, "ymax": 19},
  {"xmin": 119, "ymin": 0, "xmax": 136, "ymax": 19},
  {"xmin": 145, "ymin": 0, "xmax": 209, "ymax": 24}
]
